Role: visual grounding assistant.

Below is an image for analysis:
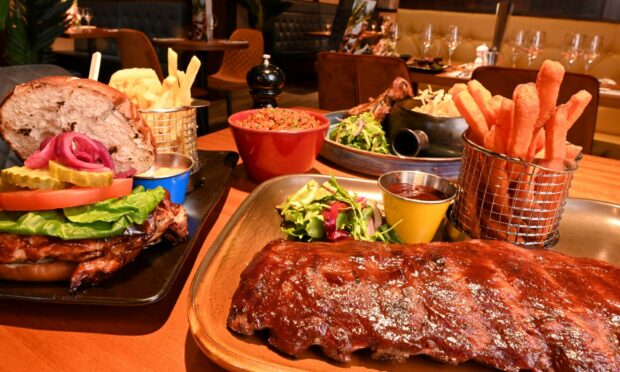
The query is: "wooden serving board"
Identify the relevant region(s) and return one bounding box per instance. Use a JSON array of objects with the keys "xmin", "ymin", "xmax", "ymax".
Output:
[{"xmin": 188, "ymin": 174, "xmax": 620, "ymax": 371}]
